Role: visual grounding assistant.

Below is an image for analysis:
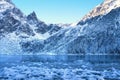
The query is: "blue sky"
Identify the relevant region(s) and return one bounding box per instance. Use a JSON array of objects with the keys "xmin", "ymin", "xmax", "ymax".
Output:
[{"xmin": 12, "ymin": 0, "xmax": 103, "ymax": 24}]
